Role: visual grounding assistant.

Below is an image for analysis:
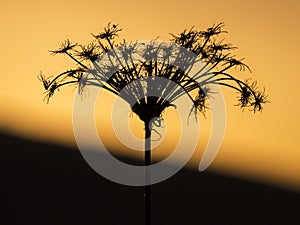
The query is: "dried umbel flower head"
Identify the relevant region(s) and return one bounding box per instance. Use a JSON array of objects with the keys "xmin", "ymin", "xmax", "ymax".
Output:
[{"xmin": 39, "ymin": 23, "xmax": 268, "ymax": 119}]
